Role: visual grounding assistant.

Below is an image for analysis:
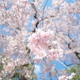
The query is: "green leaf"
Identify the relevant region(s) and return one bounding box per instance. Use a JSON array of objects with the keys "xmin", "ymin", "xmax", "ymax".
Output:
[
  {"xmin": 67, "ymin": 66, "xmax": 80, "ymax": 80},
  {"xmin": 0, "ymin": 63, "xmax": 3, "ymax": 72}
]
